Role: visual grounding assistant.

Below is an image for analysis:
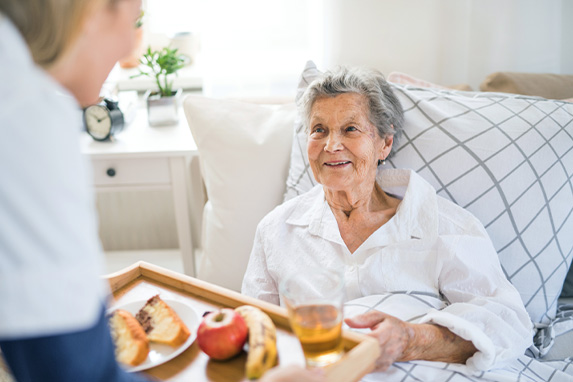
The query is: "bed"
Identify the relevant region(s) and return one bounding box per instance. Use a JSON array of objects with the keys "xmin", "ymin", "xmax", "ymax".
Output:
[{"xmin": 184, "ymin": 60, "xmax": 573, "ymax": 381}]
